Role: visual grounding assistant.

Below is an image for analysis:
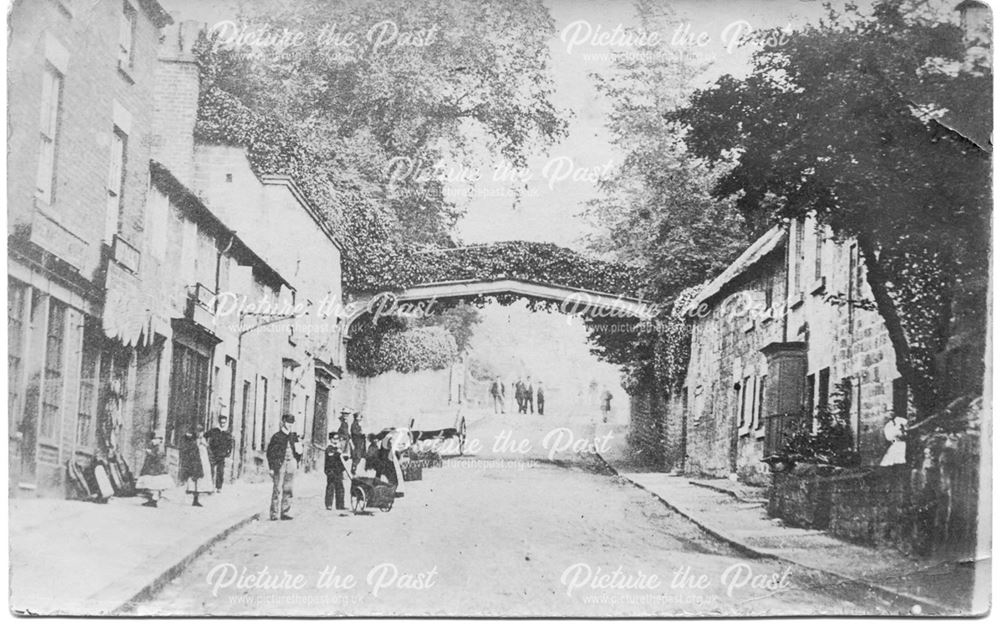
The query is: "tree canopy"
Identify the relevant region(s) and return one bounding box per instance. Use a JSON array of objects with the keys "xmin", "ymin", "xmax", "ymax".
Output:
[
  {"xmin": 582, "ymin": 0, "xmax": 751, "ymax": 390},
  {"xmin": 204, "ymin": 0, "xmax": 568, "ymax": 246},
  {"xmin": 670, "ymin": 0, "xmax": 991, "ymax": 420}
]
